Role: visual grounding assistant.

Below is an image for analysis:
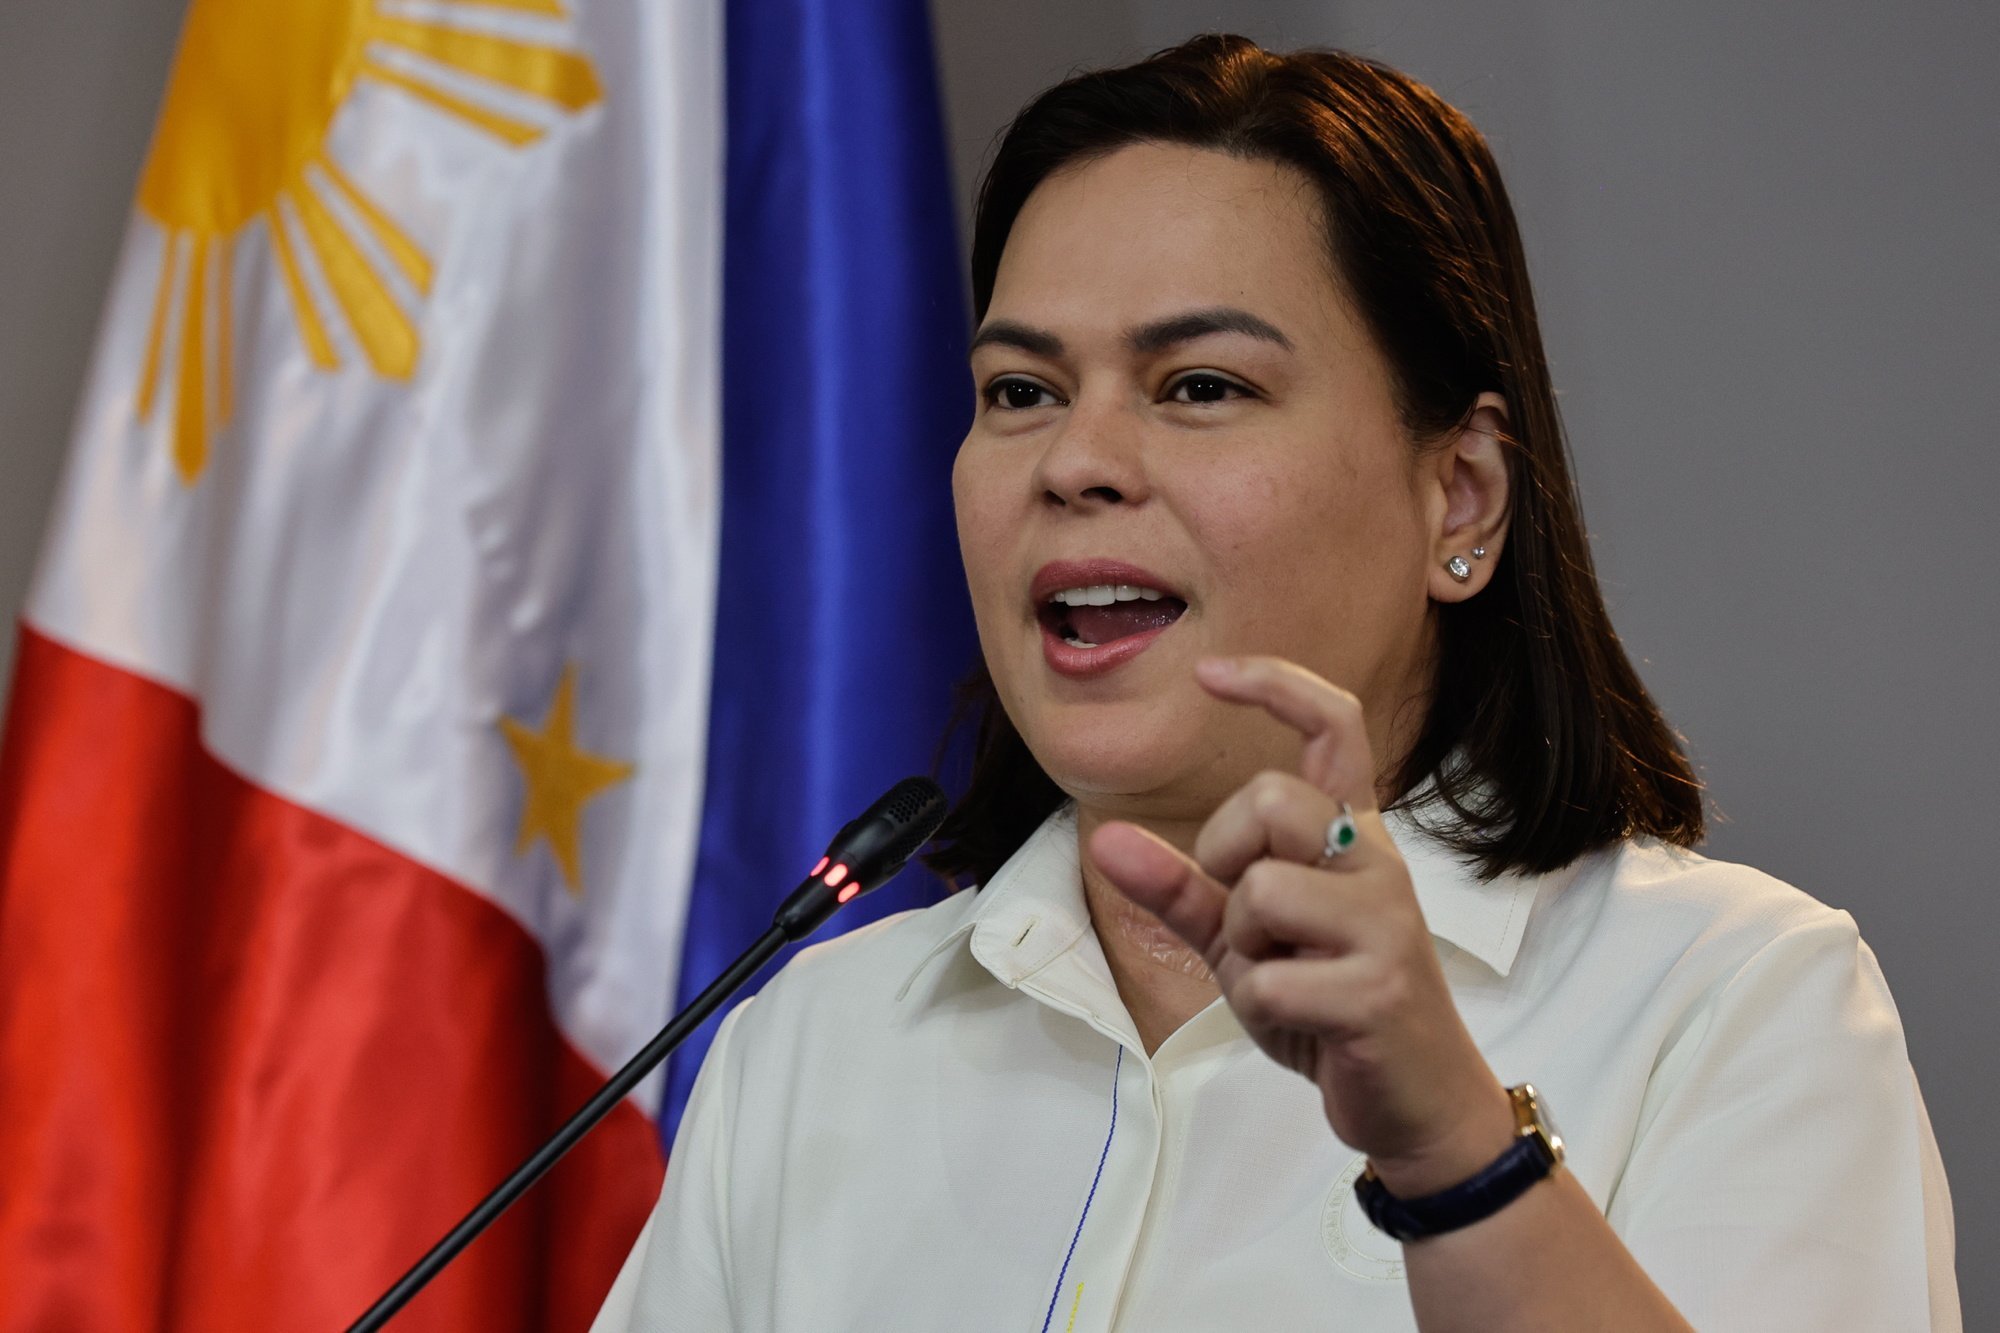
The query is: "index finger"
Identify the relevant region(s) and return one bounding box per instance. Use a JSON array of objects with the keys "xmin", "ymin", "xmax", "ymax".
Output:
[{"xmin": 1193, "ymin": 656, "xmax": 1380, "ymax": 812}]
